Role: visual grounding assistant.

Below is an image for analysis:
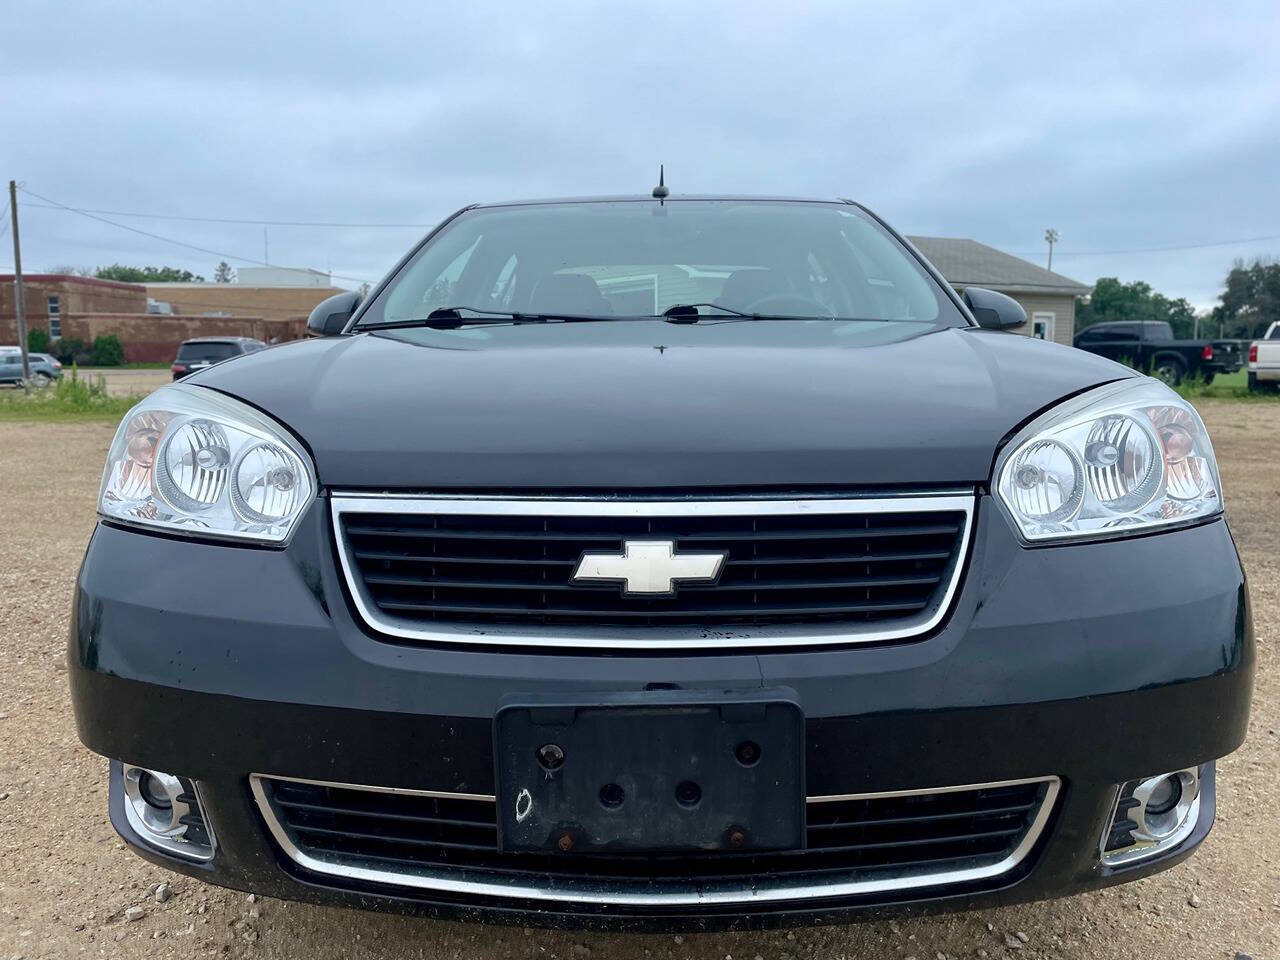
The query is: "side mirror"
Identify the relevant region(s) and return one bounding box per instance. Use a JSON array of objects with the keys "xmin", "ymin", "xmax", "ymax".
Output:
[
  {"xmin": 962, "ymin": 287, "xmax": 1027, "ymax": 330},
  {"xmin": 307, "ymin": 291, "xmax": 363, "ymax": 337}
]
